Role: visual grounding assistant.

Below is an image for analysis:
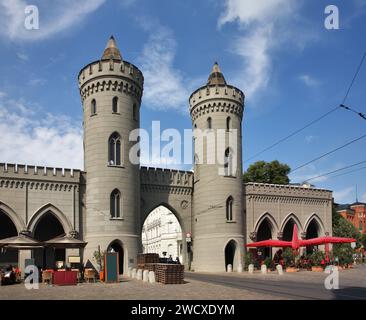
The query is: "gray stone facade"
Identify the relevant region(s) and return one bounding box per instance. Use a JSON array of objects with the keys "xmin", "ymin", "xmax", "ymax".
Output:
[{"xmin": 0, "ymin": 37, "xmax": 333, "ymax": 273}]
